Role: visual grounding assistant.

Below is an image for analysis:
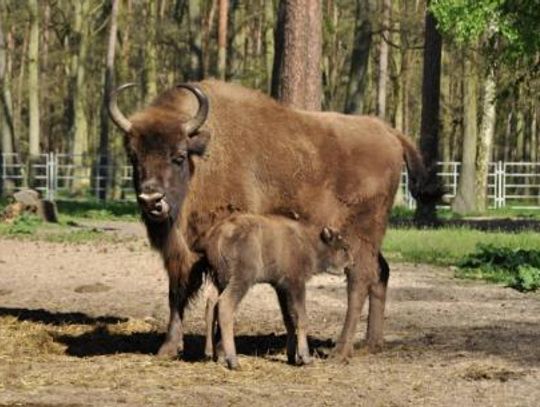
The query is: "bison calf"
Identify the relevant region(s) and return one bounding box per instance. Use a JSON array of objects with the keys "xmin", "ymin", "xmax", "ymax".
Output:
[{"xmin": 194, "ymin": 214, "xmax": 353, "ymax": 369}]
